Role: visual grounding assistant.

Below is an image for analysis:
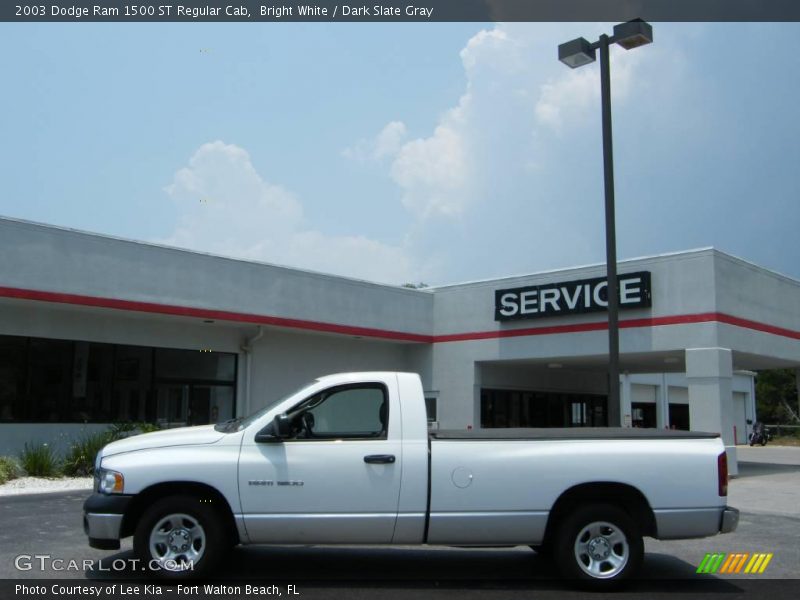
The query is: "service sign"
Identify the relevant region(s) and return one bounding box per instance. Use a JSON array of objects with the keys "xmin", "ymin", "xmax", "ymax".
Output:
[{"xmin": 495, "ymin": 271, "xmax": 652, "ymax": 322}]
